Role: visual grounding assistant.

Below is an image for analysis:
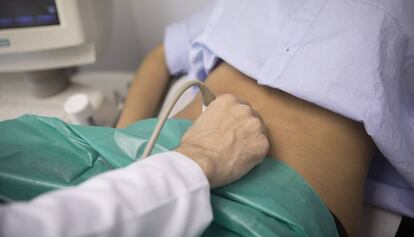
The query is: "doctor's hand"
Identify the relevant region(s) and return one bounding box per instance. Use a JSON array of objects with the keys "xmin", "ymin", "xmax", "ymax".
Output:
[{"xmin": 176, "ymin": 94, "xmax": 270, "ymax": 188}]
